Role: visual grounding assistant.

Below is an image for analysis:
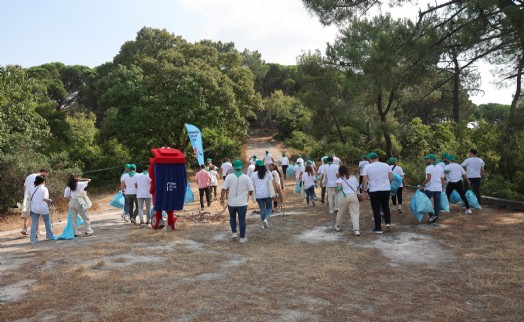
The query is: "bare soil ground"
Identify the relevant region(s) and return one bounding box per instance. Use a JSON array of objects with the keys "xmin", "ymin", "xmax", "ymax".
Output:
[{"xmin": 0, "ymin": 137, "xmax": 522, "ymax": 321}]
